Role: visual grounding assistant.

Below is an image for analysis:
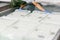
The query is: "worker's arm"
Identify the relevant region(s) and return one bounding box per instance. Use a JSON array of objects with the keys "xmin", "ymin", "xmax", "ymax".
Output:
[
  {"xmin": 32, "ymin": 2, "xmax": 45, "ymax": 11},
  {"xmin": 32, "ymin": 2, "xmax": 51, "ymax": 13}
]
